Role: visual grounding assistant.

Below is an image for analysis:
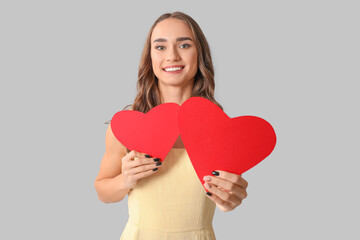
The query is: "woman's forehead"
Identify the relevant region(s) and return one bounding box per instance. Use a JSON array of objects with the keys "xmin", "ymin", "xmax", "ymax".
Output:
[{"xmin": 151, "ymin": 18, "xmax": 193, "ymax": 42}]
